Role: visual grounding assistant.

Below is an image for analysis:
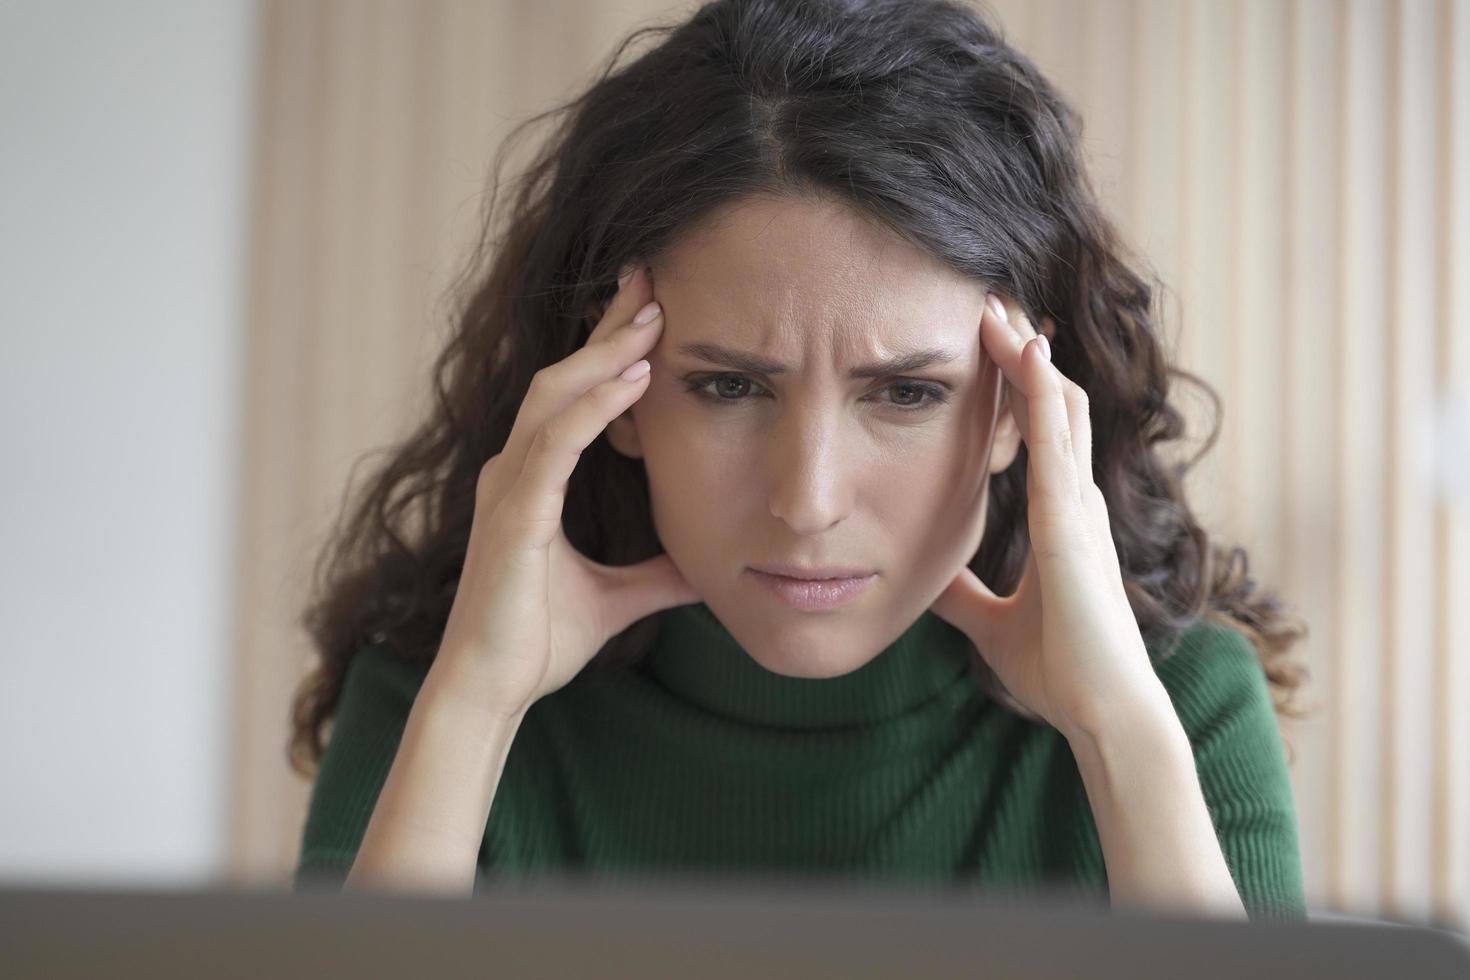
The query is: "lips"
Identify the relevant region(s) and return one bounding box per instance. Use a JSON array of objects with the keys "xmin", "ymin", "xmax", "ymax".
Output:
[
  {"xmin": 748, "ymin": 563, "xmax": 877, "ymax": 580},
  {"xmin": 748, "ymin": 568, "xmax": 877, "ymax": 611}
]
